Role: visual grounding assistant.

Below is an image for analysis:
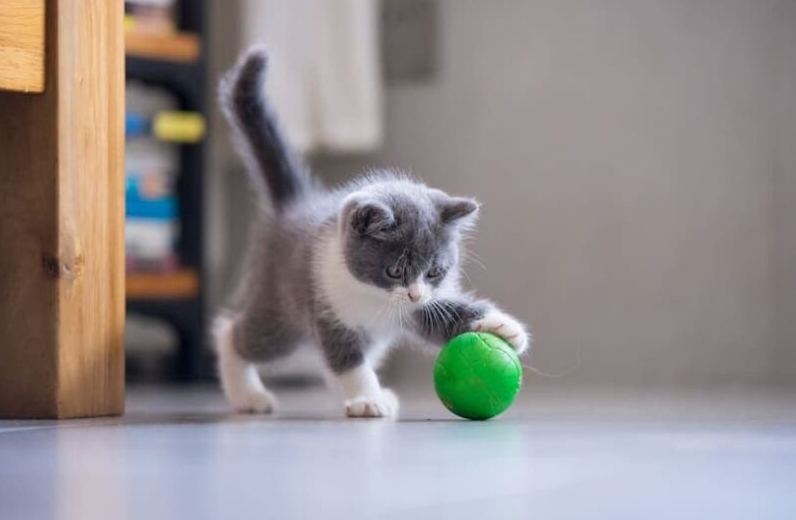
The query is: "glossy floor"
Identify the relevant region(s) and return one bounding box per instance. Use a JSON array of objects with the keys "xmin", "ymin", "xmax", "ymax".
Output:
[{"xmin": 1, "ymin": 384, "xmax": 795, "ymax": 519}]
